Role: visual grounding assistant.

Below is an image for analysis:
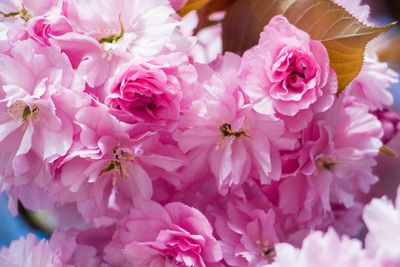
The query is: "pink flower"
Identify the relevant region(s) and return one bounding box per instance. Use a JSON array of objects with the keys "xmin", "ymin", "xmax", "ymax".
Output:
[
  {"xmin": 51, "ymin": 227, "xmax": 115, "ymax": 267},
  {"xmin": 189, "ymin": 21, "xmax": 222, "ymax": 63},
  {"xmin": 49, "ymin": 106, "xmax": 186, "ymax": 223},
  {"xmin": 105, "ymin": 53, "xmax": 197, "ymax": 129},
  {"xmin": 239, "ymin": 15, "xmax": 337, "ymax": 131},
  {"xmin": 0, "ymin": 0, "xmax": 58, "ymax": 21},
  {"xmin": 45, "ymin": 0, "xmax": 190, "ymax": 87},
  {"xmin": 268, "ymin": 229, "xmax": 375, "ymax": 267},
  {"xmin": 373, "ymin": 109, "xmax": 400, "ymax": 145},
  {"xmin": 29, "ymin": 15, "xmax": 72, "ymax": 46},
  {"xmin": 64, "ymin": 0, "xmax": 178, "ymax": 58},
  {"xmin": 0, "ymin": 20, "xmax": 26, "ymax": 54},
  {"xmin": 48, "ymin": 106, "xmax": 150, "ymax": 223},
  {"xmin": 27, "ymin": 1, "xmax": 73, "ymax": 46},
  {"xmin": 346, "ymin": 55, "xmax": 398, "ymax": 111},
  {"xmin": 213, "ymin": 196, "xmax": 280, "ymax": 266},
  {"xmin": 363, "ymin": 186, "xmax": 400, "ymax": 265},
  {"xmin": 0, "ymin": 228, "xmax": 114, "ymax": 267},
  {"xmin": 104, "ymin": 201, "xmax": 223, "ymax": 267},
  {"xmin": 0, "ymin": 39, "xmax": 87, "ymax": 213},
  {"xmin": 278, "ymin": 96, "xmax": 383, "ymax": 219},
  {"xmin": 174, "ymin": 53, "xmax": 286, "ymax": 194},
  {"xmin": 0, "ymin": 234, "xmax": 69, "ymax": 267}
]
